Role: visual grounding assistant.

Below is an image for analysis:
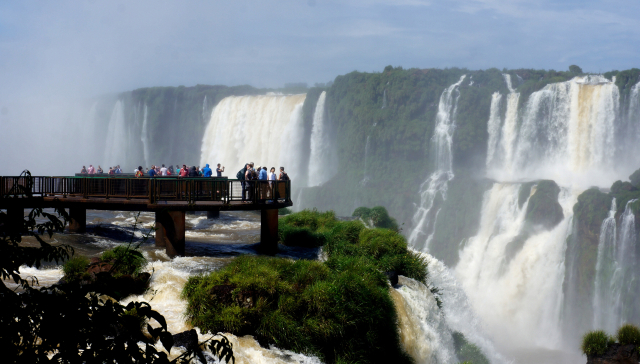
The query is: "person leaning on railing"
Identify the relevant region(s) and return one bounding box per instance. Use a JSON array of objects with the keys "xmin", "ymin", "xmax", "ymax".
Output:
[{"xmin": 135, "ymin": 166, "xmax": 144, "ymax": 177}]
